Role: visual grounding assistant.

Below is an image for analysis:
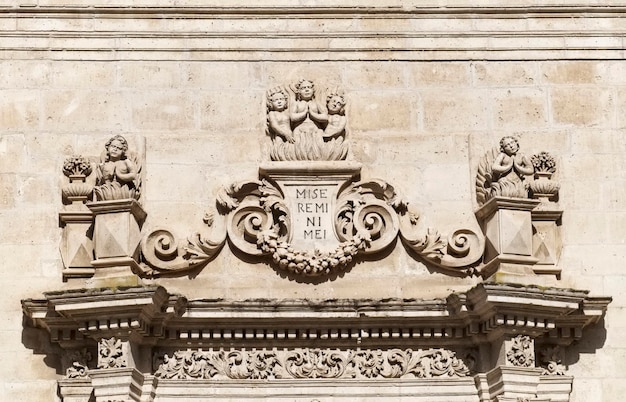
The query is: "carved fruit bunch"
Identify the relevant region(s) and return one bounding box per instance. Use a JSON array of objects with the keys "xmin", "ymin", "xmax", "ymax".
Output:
[
  {"xmin": 61, "ymin": 155, "xmax": 93, "ymax": 204},
  {"xmin": 257, "ymin": 229, "xmax": 369, "ymax": 276}
]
